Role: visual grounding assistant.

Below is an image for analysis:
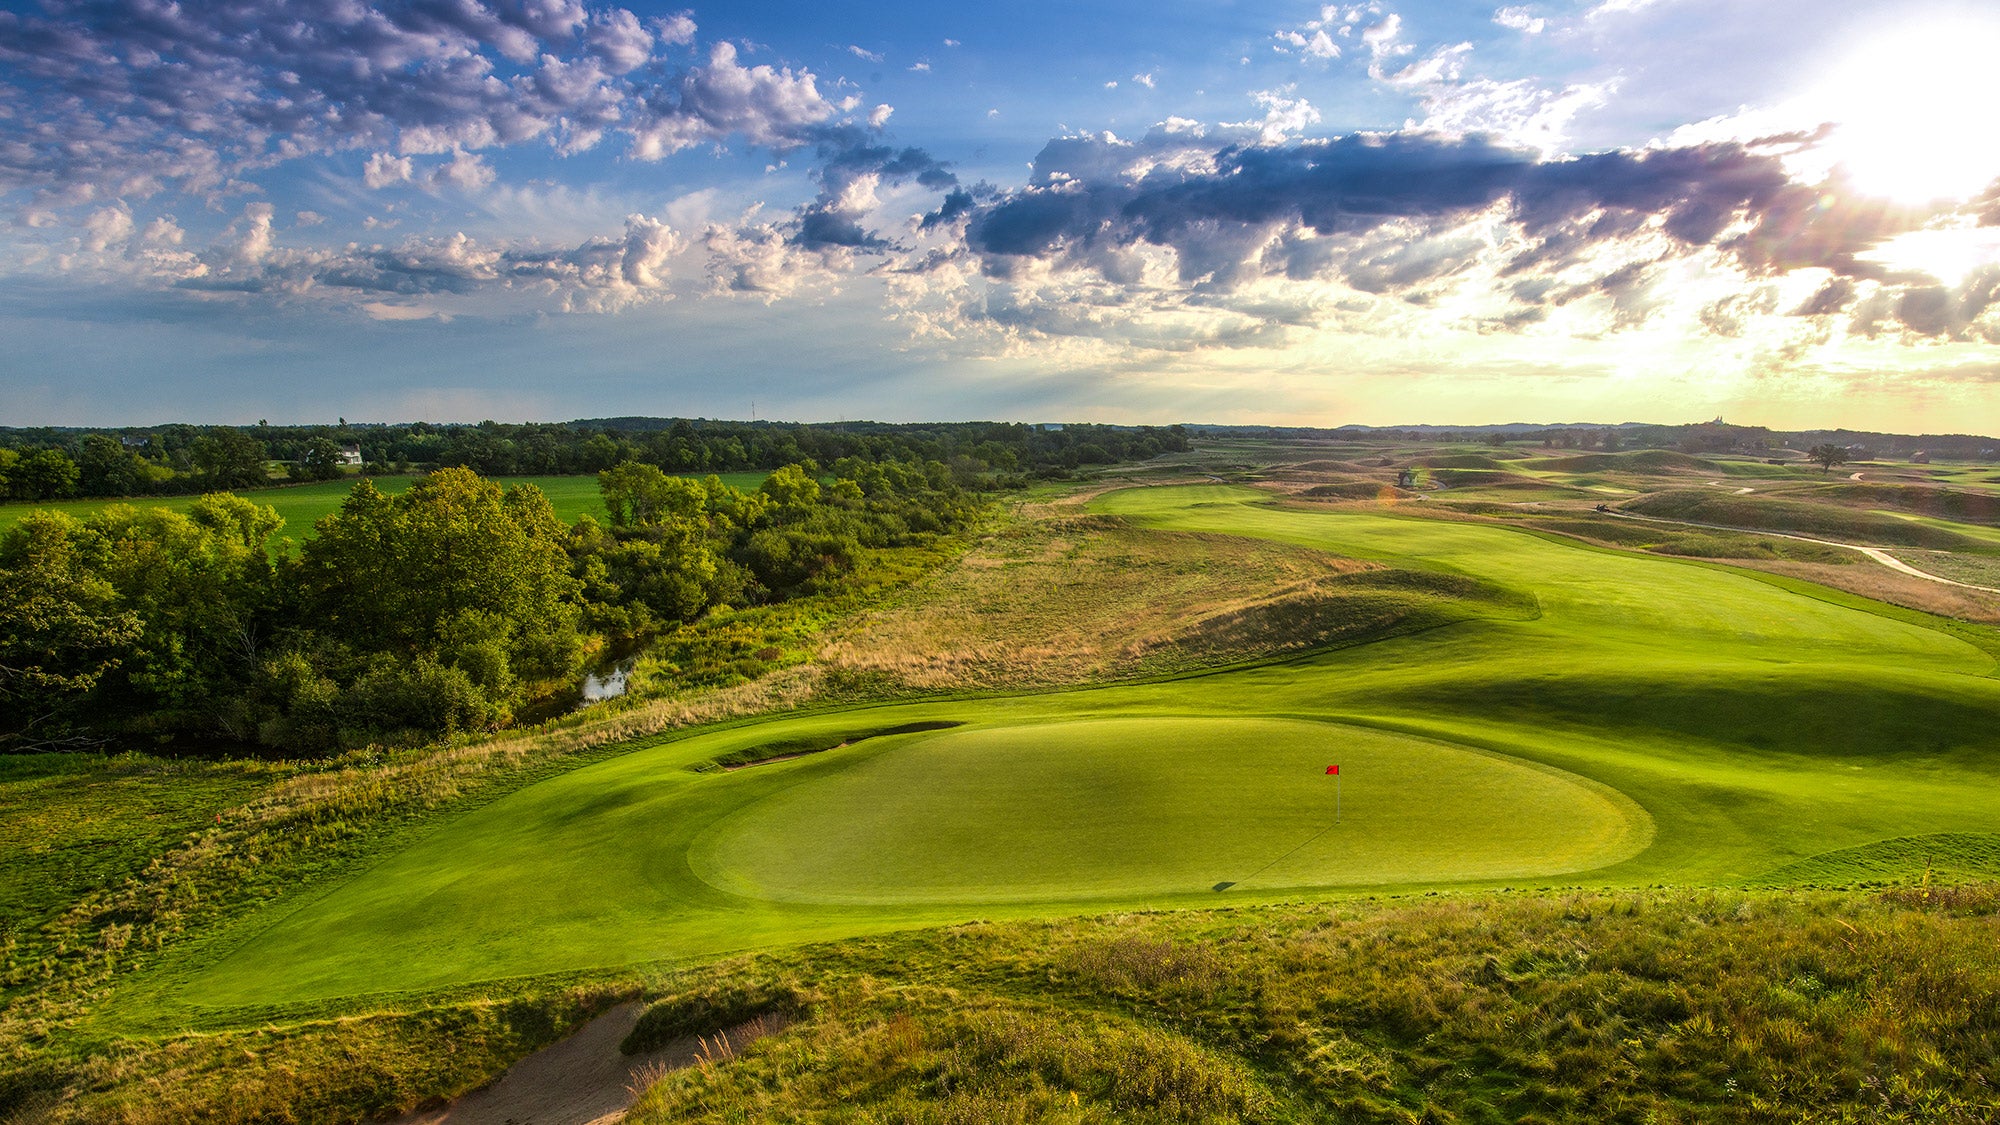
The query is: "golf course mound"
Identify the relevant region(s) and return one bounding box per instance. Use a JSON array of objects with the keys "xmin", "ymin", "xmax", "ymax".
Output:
[
  {"xmin": 688, "ymin": 717, "xmax": 1650, "ymax": 904},
  {"xmin": 1749, "ymin": 833, "xmax": 2000, "ymax": 887}
]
